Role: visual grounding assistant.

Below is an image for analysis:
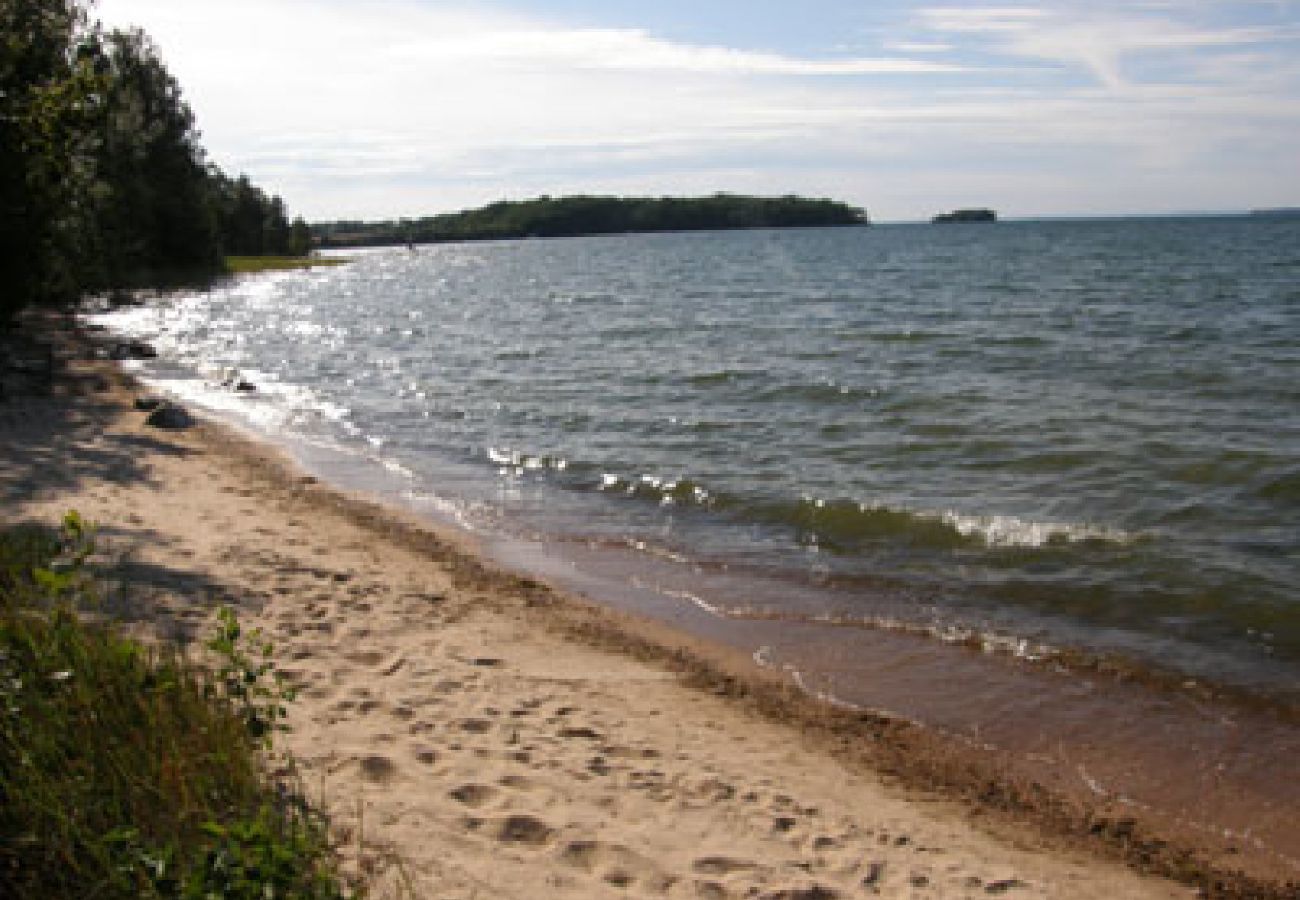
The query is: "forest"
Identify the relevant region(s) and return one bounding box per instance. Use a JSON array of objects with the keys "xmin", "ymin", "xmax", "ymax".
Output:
[
  {"xmin": 315, "ymin": 194, "xmax": 869, "ymax": 247},
  {"xmin": 0, "ymin": 0, "xmax": 310, "ymax": 325}
]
